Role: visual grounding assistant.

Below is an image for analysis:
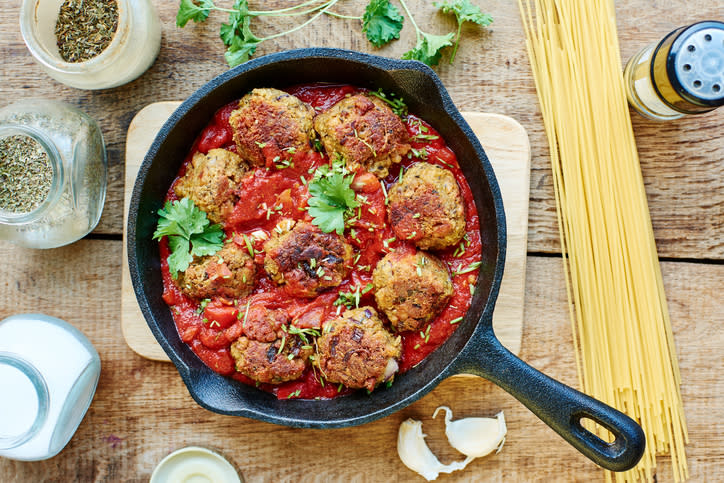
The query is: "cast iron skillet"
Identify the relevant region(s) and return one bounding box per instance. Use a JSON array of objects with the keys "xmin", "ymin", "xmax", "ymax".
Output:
[{"xmin": 128, "ymin": 48, "xmax": 645, "ymax": 472}]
